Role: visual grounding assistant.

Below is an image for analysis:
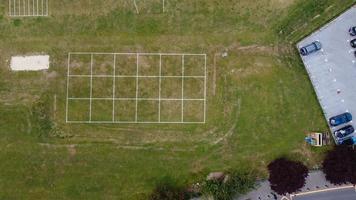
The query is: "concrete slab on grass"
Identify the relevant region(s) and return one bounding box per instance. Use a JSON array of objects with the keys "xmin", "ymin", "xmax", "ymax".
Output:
[{"xmin": 10, "ymin": 55, "xmax": 49, "ymax": 71}]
